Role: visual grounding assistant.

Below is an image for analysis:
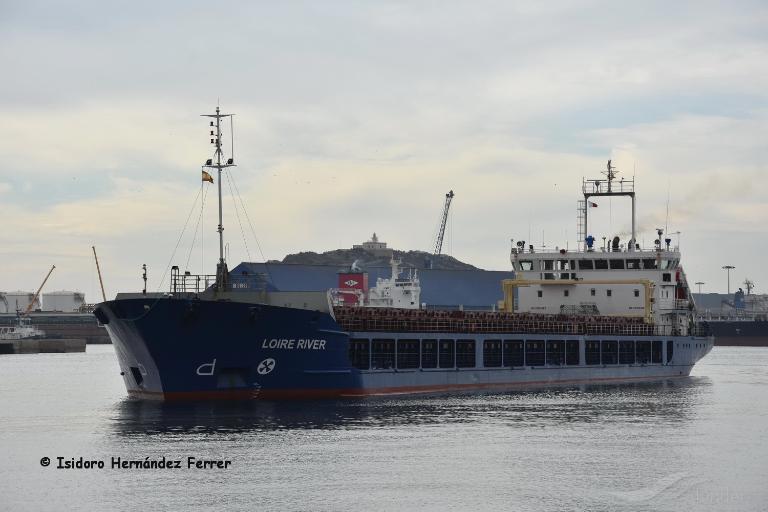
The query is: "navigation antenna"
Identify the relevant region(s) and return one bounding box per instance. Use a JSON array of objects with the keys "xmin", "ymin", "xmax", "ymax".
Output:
[
  {"xmin": 202, "ymin": 106, "xmax": 236, "ymax": 292},
  {"xmin": 603, "ymin": 159, "xmax": 617, "ymax": 192}
]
